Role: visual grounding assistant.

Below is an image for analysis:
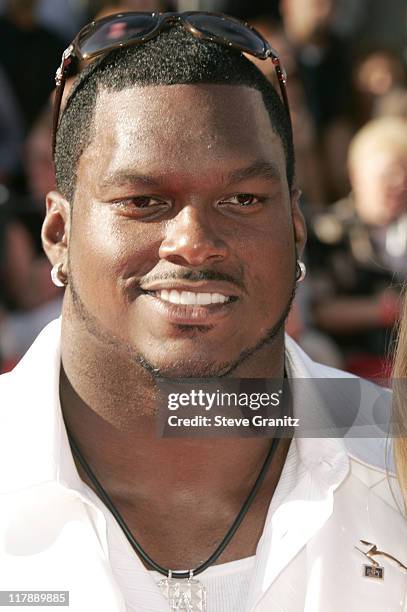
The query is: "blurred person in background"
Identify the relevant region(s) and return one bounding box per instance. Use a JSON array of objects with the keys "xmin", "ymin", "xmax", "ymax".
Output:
[
  {"xmin": 0, "ymin": 0, "xmax": 66, "ymax": 134},
  {"xmin": 352, "ymin": 47, "xmax": 406, "ymax": 128},
  {"xmin": 307, "ymin": 116, "xmax": 407, "ymax": 379},
  {"xmin": 279, "ymin": 0, "xmax": 354, "ymax": 202},
  {"xmin": 0, "ymin": 65, "xmax": 23, "ymax": 183},
  {"xmin": 0, "ymin": 104, "xmax": 62, "ymax": 371}
]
